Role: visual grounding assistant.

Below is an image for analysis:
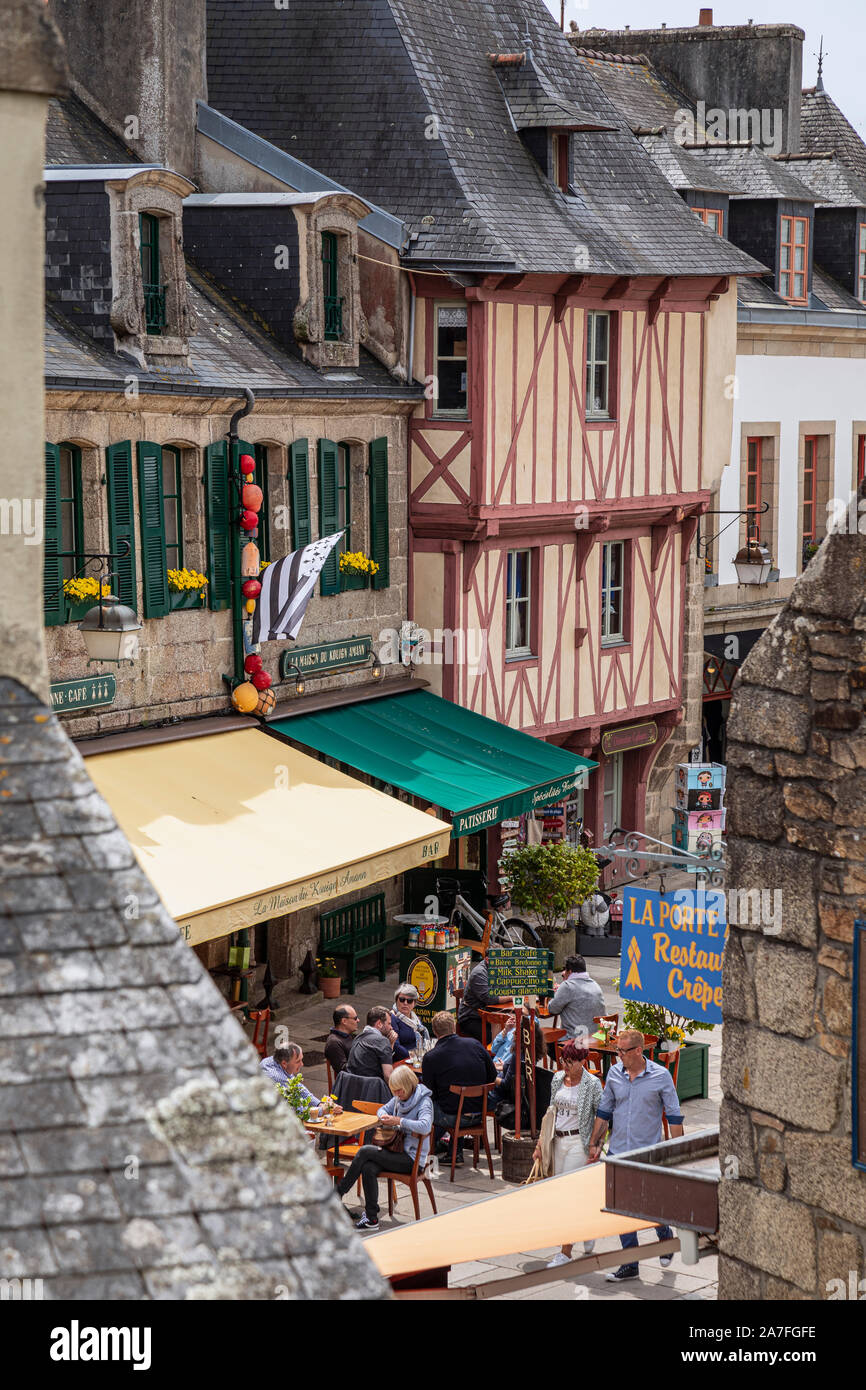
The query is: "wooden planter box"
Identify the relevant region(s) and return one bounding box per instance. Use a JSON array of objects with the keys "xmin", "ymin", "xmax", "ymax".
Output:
[
  {"xmin": 340, "ymin": 570, "xmax": 369, "ymax": 592},
  {"xmin": 65, "ymin": 600, "xmax": 96, "ymax": 623},
  {"xmin": 672, "ymin": 1039, "xmax": 710, "ymax": 1102},
  {"xmin": 169, "ymin": 589, "xmax": 206, "ymax": 611}
]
